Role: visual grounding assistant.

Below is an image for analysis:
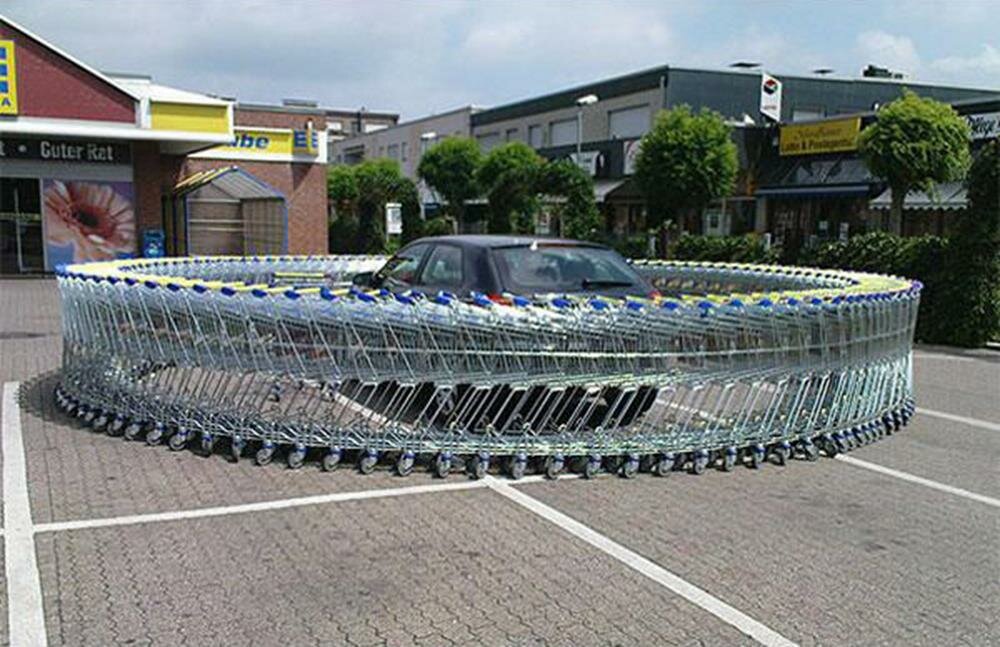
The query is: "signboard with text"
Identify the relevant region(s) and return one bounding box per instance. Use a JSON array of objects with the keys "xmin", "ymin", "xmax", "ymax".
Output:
[
  {"xmin": 0, "ymin": 40, "xmax": 18, "ymax": 115},
  {"xmin": 0, "ymin": 137, "xmax": 131, "ymax": 164},
  {"xmin": 966, "ymin": 112, "xmax": 1000, "ymax": 140},
  {"xmin": 760, "ymin": 72, "xmax": 782, "ymax": 122},
  {"xmin": 779, "ymin": 117, "xmax": 861, "ymax": 156}
]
